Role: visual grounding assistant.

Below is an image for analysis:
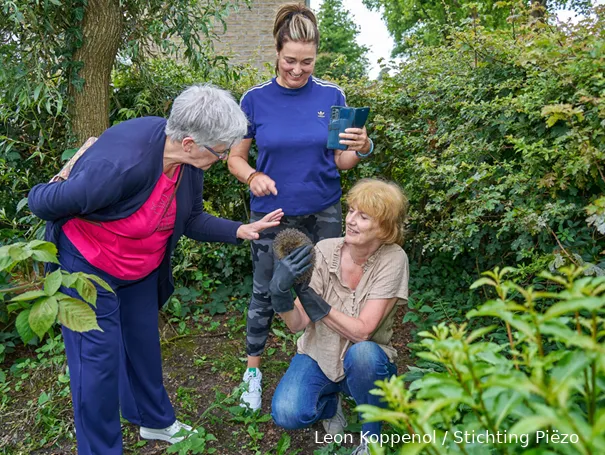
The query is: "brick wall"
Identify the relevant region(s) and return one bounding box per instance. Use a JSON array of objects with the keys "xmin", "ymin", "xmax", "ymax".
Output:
[{"xmin": 213, "ymin": 0, "xmax": 311, "ymax": 70}]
